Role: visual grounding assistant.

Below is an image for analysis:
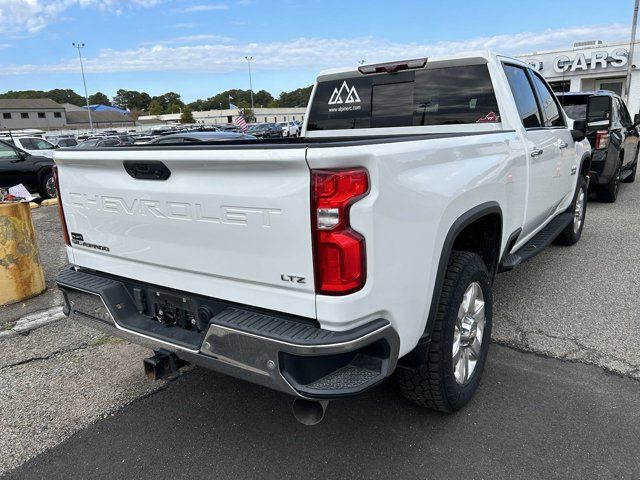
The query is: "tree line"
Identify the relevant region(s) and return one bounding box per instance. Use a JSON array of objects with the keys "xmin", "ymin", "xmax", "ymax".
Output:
[{"xmin": 0, "ymin": 86, "xmax": 313, "ymax": 116}]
